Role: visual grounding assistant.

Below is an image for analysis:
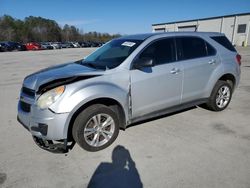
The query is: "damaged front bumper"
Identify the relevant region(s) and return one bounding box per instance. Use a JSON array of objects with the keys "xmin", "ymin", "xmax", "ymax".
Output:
[
  {"xmin": 32, "ymin": 136, "xmax": 75, "ymax": 153},
  {"xmin": 17, "ymin": 98, "xmax": 74, "ymax": 153},
  {"xmin": 17, "ymin": 115, "xmax": 75, "ymax": 153}
]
